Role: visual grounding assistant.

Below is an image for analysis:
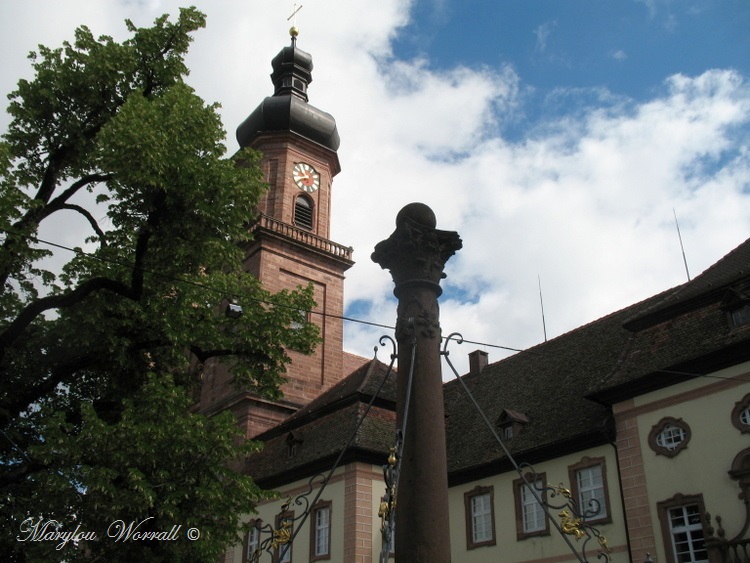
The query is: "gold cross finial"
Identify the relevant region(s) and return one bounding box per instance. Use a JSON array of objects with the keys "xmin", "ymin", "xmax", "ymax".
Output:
[{"xmin": 287, "ymin": 3, "xmax": 303, "ymax": 37}]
